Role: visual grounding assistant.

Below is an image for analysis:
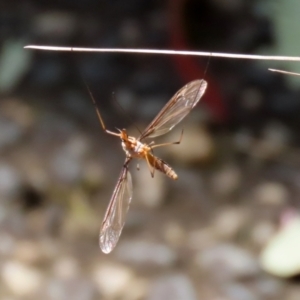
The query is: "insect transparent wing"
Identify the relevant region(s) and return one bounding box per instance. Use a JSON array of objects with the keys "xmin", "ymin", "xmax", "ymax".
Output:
[
  {"xmin": 139, "ymin": 79, "xmax": 207, "ymax": 140},
  {"xmin": 99, "ymin": 160, "xmax": 133, "ymax": 254}
]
